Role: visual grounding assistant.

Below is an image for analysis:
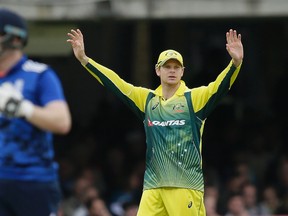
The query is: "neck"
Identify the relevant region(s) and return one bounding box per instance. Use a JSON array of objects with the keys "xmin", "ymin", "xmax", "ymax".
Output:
[{"xmin": 161, "ymin": 82, "xmax": 181, "ymax": 100}]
